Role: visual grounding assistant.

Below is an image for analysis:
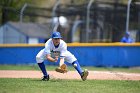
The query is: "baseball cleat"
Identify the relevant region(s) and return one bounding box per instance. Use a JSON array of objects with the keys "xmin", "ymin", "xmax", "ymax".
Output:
[
  {"xmin": 81, "ymin": 69, "xmax": 89, "ymax": 81},
  {"xmin": 42, "ymin": 75, "xmax": 50, "ymax": 81}
]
